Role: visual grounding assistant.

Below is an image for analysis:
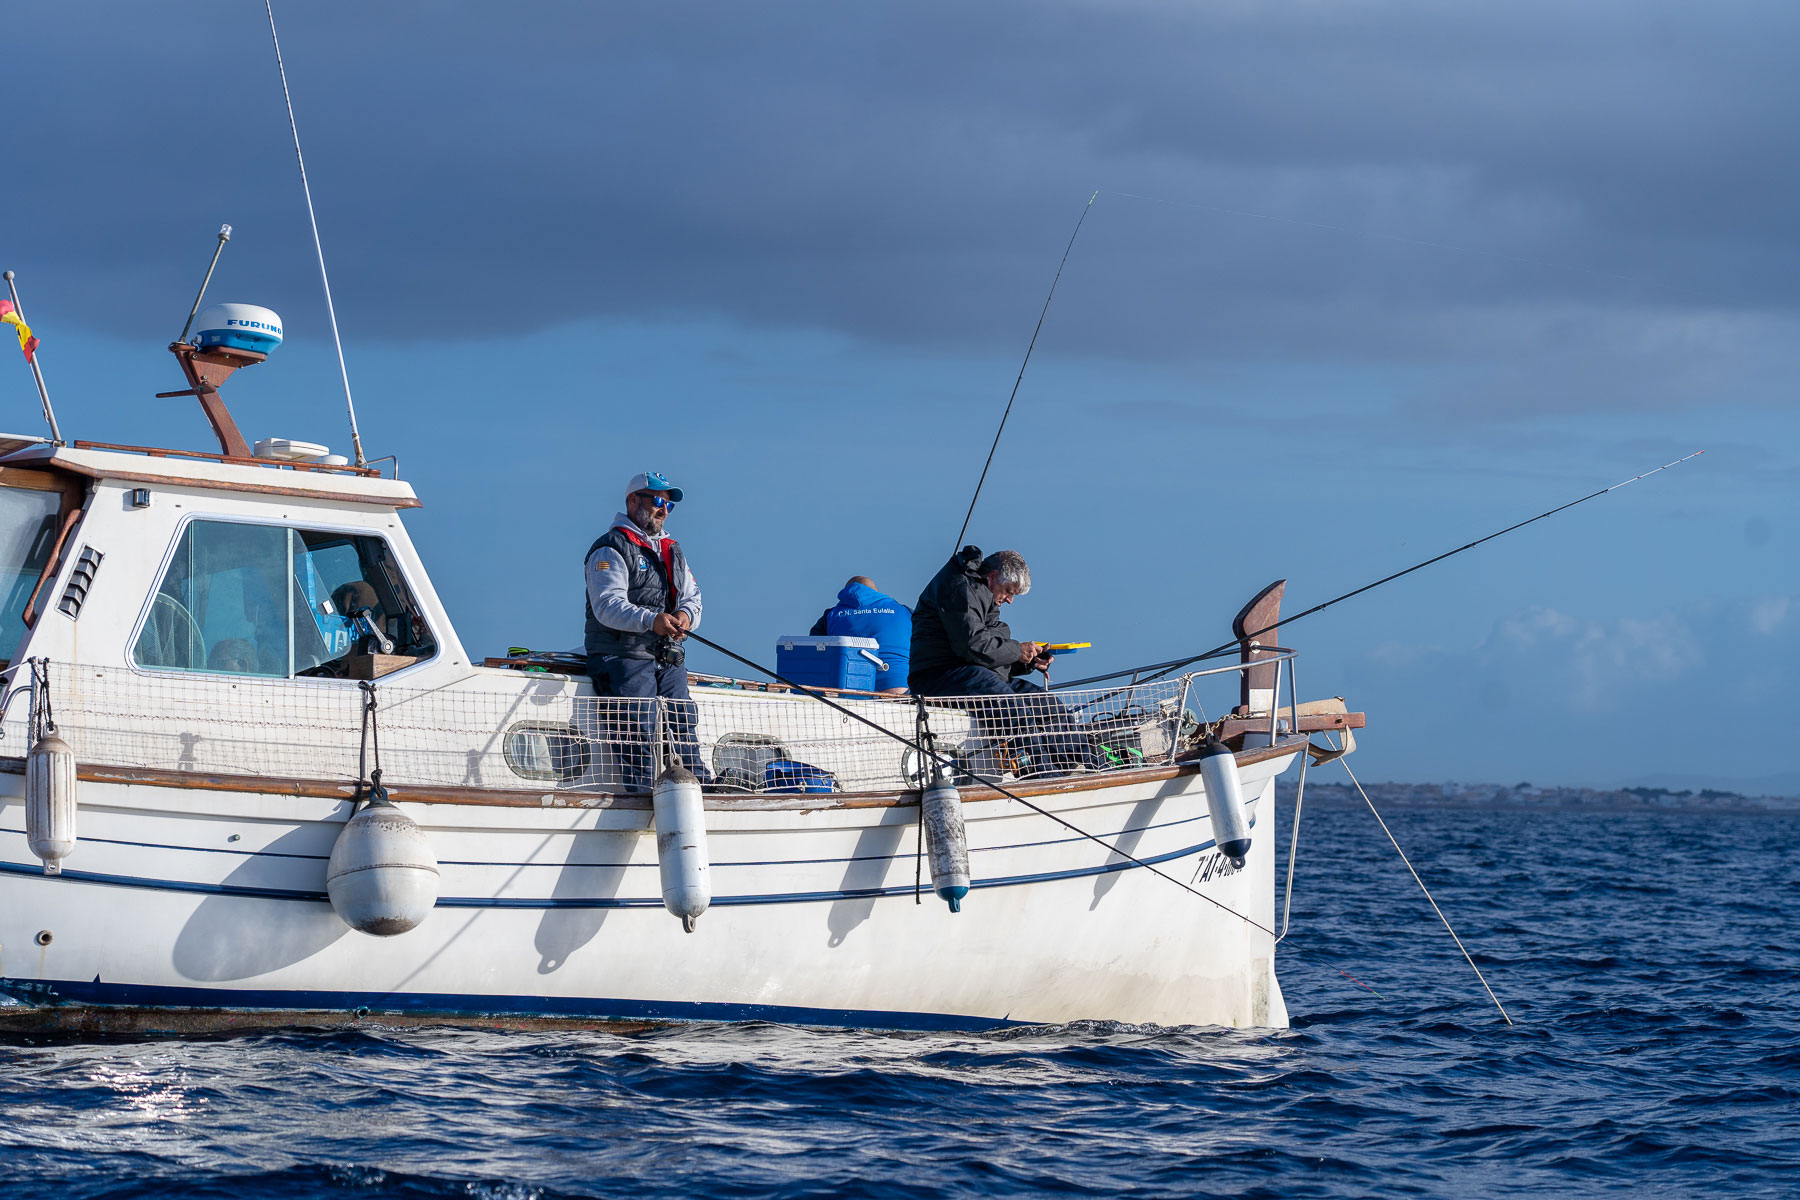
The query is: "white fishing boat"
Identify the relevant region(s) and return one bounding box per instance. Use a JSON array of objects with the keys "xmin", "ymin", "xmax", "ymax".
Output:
[
  {"xmin": 0, "ymin": 331, "xmax": 1365, "ymax": 1032},
  {"xmin": 0, "ymin": 8, "xmax": 1368, "ymax": 1029}
]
